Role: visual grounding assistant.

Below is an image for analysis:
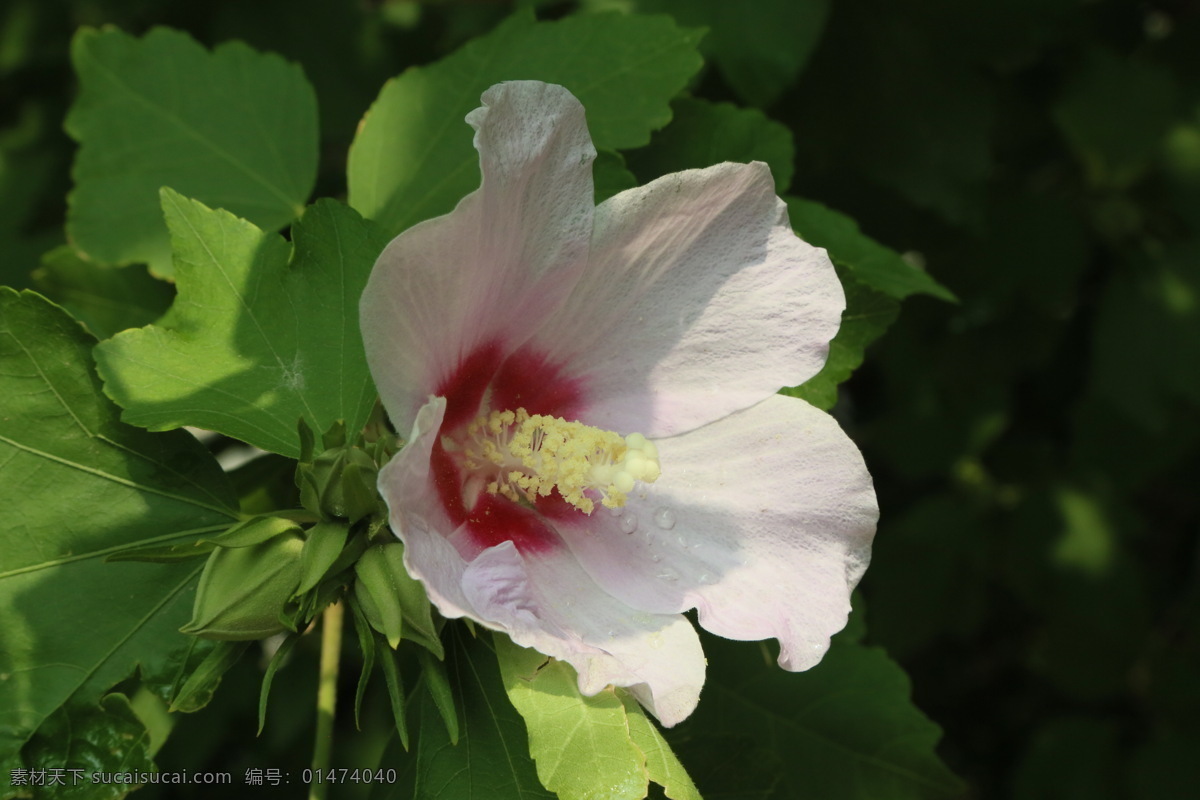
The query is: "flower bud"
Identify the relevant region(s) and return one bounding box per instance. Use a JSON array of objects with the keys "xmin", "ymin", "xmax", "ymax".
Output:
[
  {"xmin": 296, "ymin": 427, "xmax": 382, "ymax": 522},
  {"xmin": 182, "ymin": 530, "xmax": 305, "ymax": 640},
  {"xmin": 354, "ymin": 543, "xmax": 442, "ymax": 657}
]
